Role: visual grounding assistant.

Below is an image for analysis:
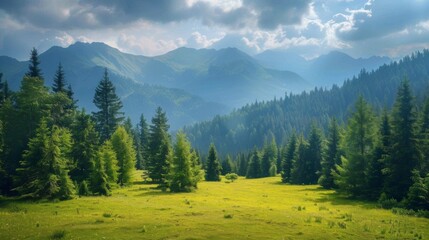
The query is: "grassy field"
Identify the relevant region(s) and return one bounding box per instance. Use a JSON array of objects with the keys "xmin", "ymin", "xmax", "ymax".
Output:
[{"xmin": 1, "ymin": 172, "xmax": 428, "ymax": 240}]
